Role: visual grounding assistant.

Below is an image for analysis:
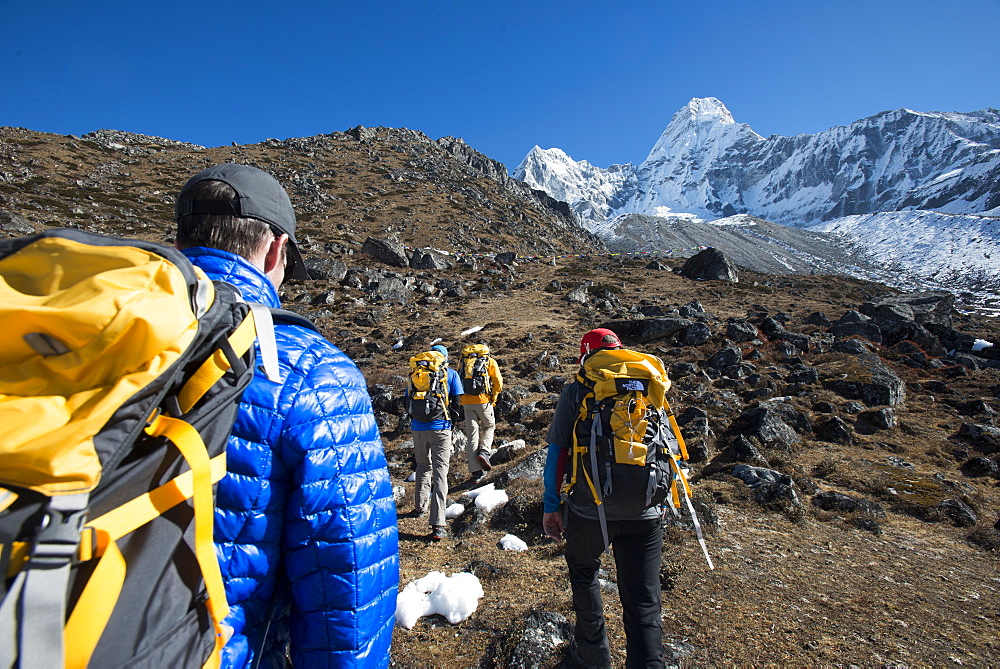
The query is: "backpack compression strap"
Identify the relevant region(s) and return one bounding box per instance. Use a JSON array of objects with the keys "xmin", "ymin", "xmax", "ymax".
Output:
[
  {"xmin": 565, "ymin": 388, "xmax": 612, "ymax": 554},
  {"xmin": 0, "ymin": 493, "xmax": 89, "ymax": 669},
  {"xmin": 63, "ymin": 306, "xmax": 262, "ymax": 668}
]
